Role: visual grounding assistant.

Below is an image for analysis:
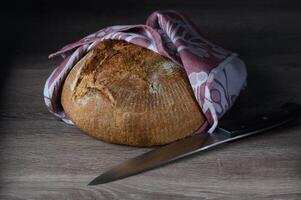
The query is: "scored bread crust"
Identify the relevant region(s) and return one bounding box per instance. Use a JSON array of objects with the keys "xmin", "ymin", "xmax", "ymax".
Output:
[{"xmin": 61, "ymin": 40, "xmax": 205, "ymax": 146}]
